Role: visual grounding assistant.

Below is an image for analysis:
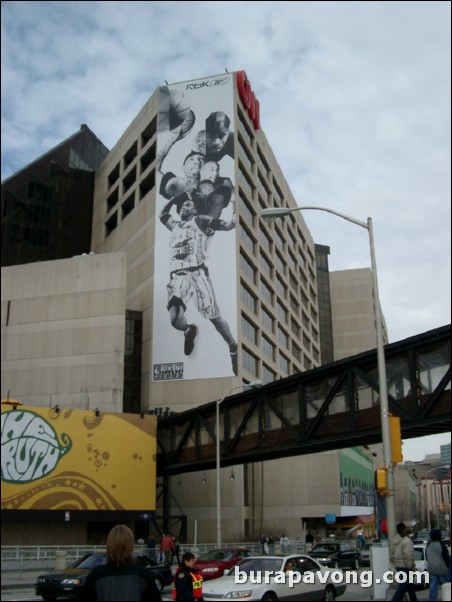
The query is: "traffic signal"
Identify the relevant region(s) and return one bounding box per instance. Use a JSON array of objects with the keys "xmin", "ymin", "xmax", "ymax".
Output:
[
  {"xmin": 390, "ymin": 415, "xmax": 403, "ymax": 464},
  {"xmin": 375, "ymin": 468, "xmax": 388, "ymax": 493}
]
